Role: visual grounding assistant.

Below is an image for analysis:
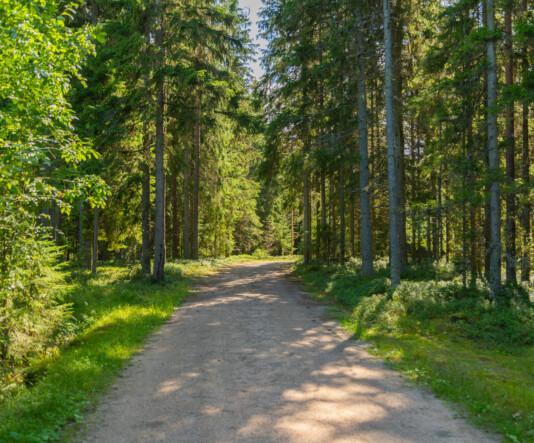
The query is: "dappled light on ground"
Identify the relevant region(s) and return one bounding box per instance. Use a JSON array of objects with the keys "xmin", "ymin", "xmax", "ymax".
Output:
[{"xmin": 82, "ymin": 262, "xmax": 497, "ymax": 443}]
